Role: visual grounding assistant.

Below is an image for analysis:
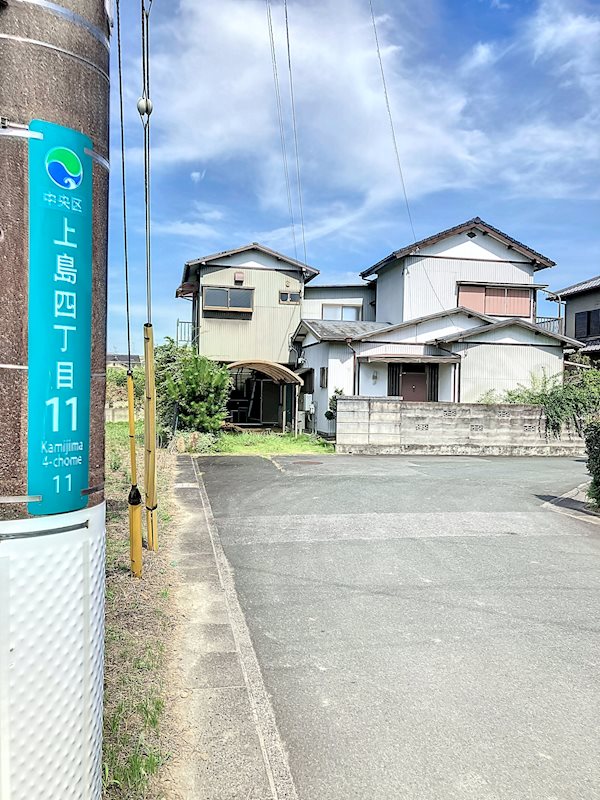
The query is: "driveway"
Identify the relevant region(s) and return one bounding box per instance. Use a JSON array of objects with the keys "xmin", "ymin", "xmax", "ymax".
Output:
[{"xmin": 198, "ymin": 455, "xmax": 600, "ymax": 800}]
